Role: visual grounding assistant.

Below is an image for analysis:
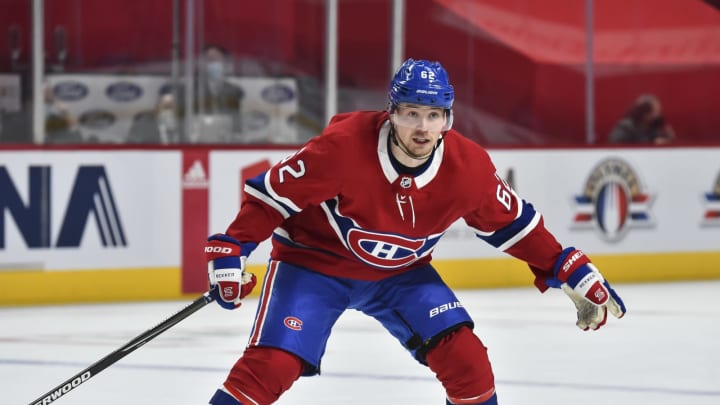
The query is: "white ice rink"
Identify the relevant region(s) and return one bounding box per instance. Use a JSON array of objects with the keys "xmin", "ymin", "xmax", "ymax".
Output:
[{"xmin": 3, "ymin": 281, "xmax": 719, "ymax": 405}]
